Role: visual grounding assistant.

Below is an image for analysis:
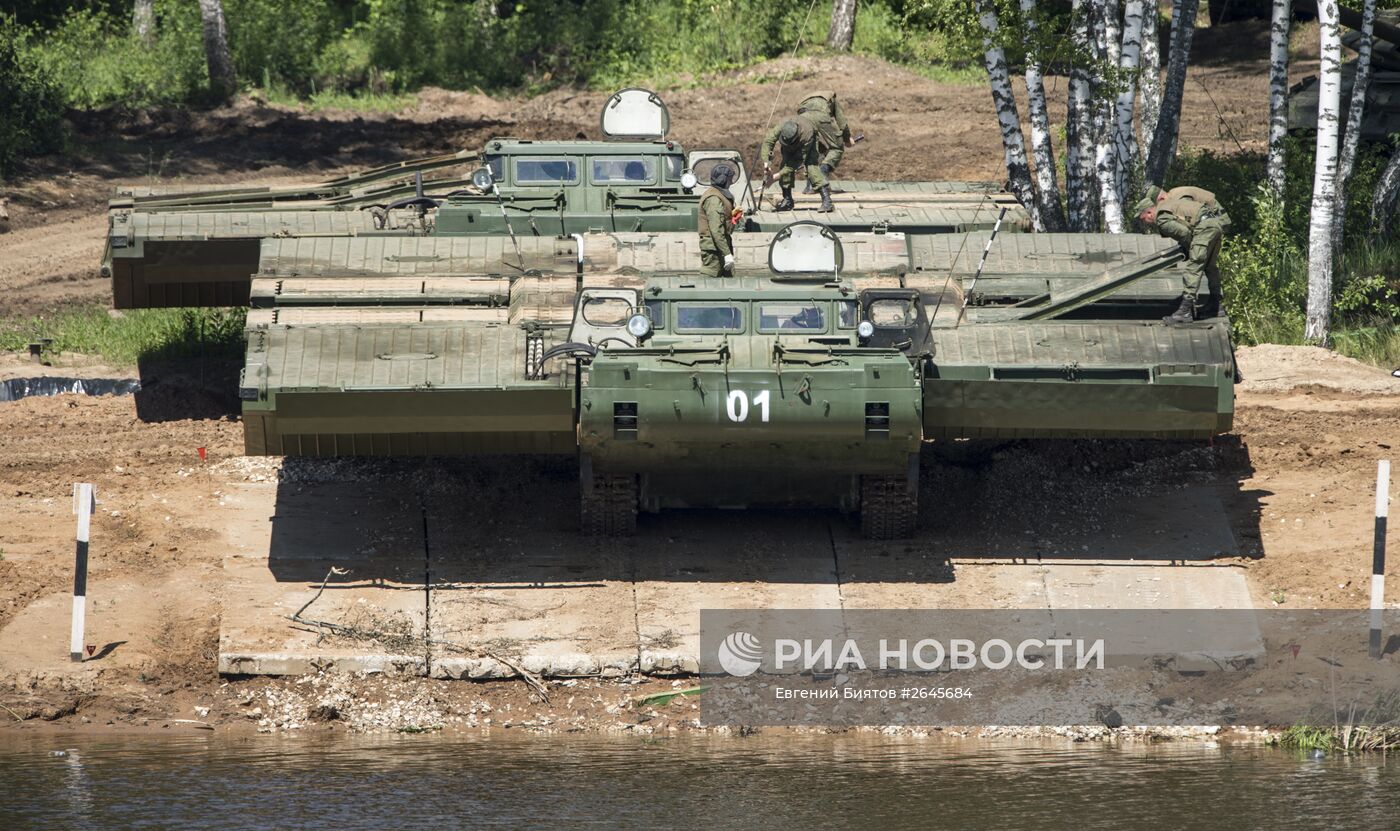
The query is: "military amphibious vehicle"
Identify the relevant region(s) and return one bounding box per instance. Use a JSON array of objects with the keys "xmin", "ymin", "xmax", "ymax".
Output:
[
  {"xmin": 1289, "ymin": 5, "xmax": 1400, "ymax": 142},
  {"xmin": 102, "ymin": 90, "xmax": 1236, "ymax": 538}
]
